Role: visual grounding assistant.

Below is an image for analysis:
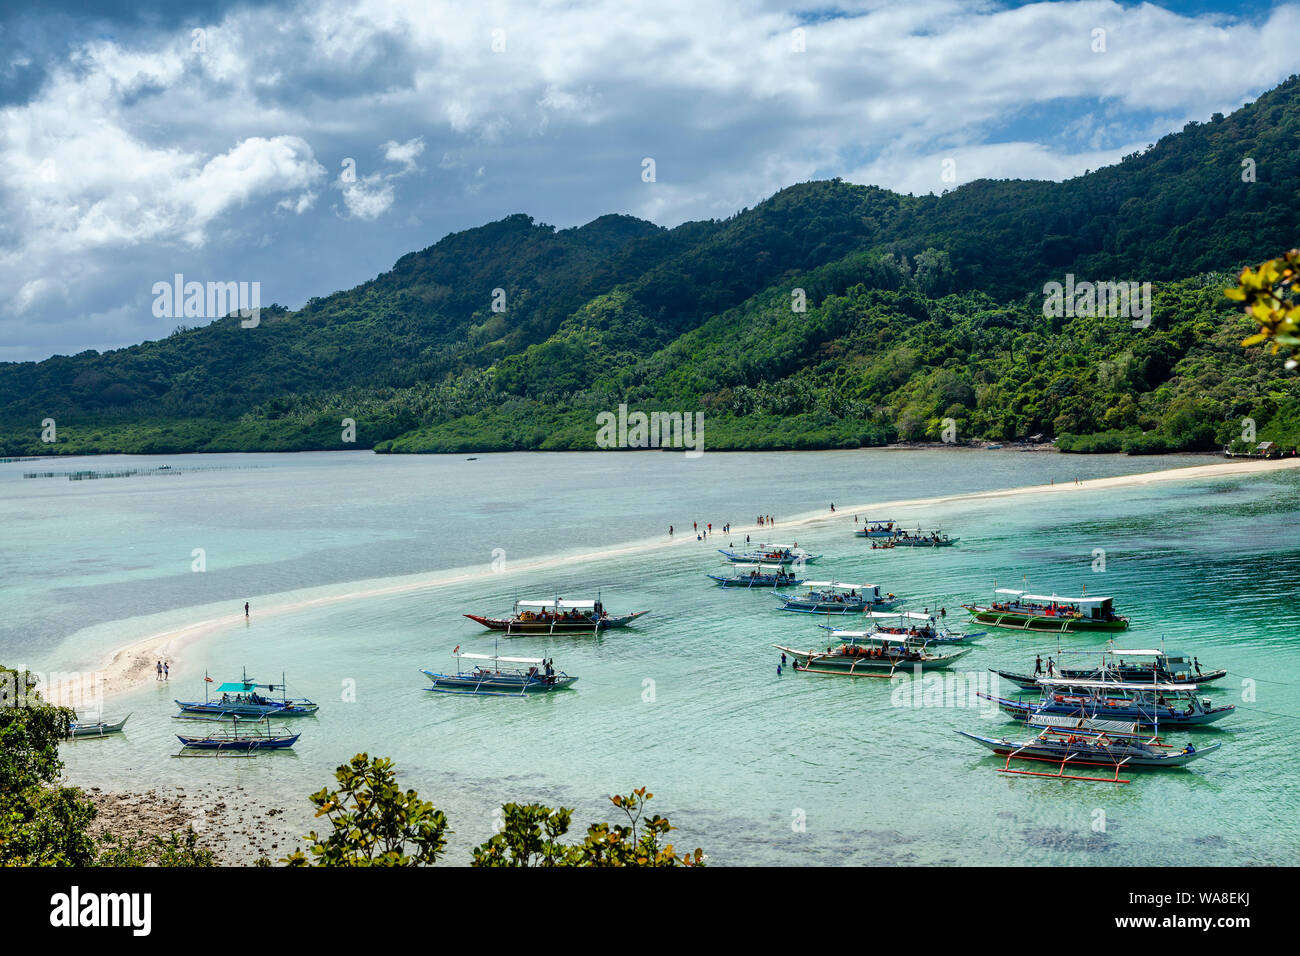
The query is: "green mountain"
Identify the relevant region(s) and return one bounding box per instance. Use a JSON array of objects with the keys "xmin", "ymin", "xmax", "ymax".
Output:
[{"xmin": 5, "ymin": 76, "xmax": 1300, "ymax": 457}]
